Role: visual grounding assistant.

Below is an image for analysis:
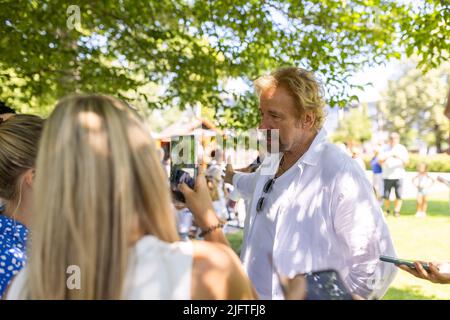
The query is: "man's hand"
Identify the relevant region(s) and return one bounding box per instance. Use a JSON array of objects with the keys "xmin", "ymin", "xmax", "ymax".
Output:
[
  {"xmin": 278, "ymin": 274, "xmax": 365, "ymax": 300},
  {"xmin": 278, "ymin": 274, "xmax": 307, "ymax": 300},
  {"xmin": 398, "ymin": 261, "xmax": 450, "ymax": 284},
  {"xmin": 224, "ymin": 157, "xmax": 235, "ymax": 185}
]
